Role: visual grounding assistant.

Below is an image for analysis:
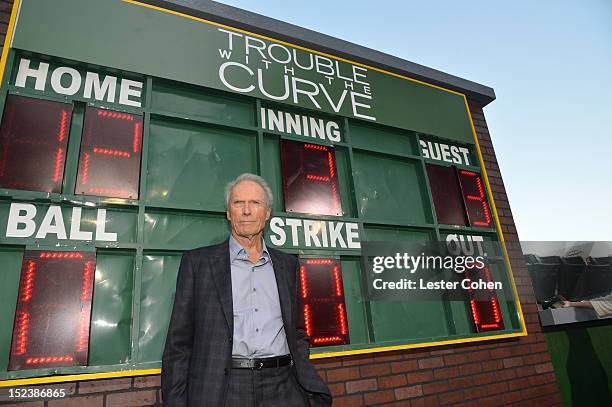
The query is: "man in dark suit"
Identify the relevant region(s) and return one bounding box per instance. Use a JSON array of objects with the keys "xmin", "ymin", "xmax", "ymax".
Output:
[{"xmin": 162, "ymin": 173, "xmax": 332, "ymax": 406}]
